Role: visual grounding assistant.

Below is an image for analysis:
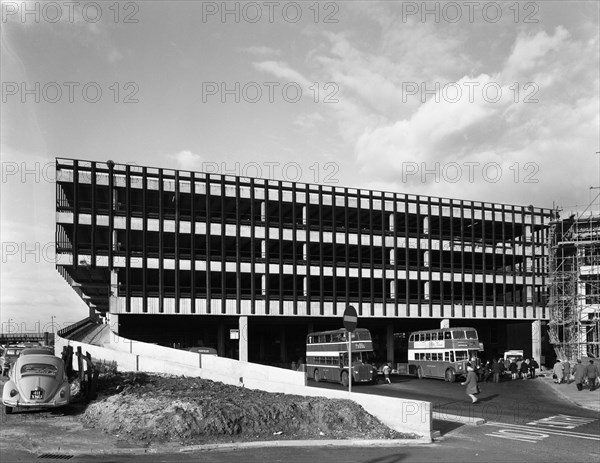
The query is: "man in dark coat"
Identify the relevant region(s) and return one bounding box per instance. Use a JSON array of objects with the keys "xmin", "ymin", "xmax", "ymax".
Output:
[
  {"xmin": 520, "ymin": 359, "xmax": 530, "ymax": 380},
  {"xmin": 529, "ymin": 358, "xmax": 539, "ymax": 379},
  {"xmin": 574, "ymin": 359, "xmax": 586, "ymax": 391},
  {"xmin": 585, "ymin": 360, "xmax": 600, "ymax": 392},
  {"xmin": 492, "ymin": 358, "xmax": 505, "ymax": 383}
]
